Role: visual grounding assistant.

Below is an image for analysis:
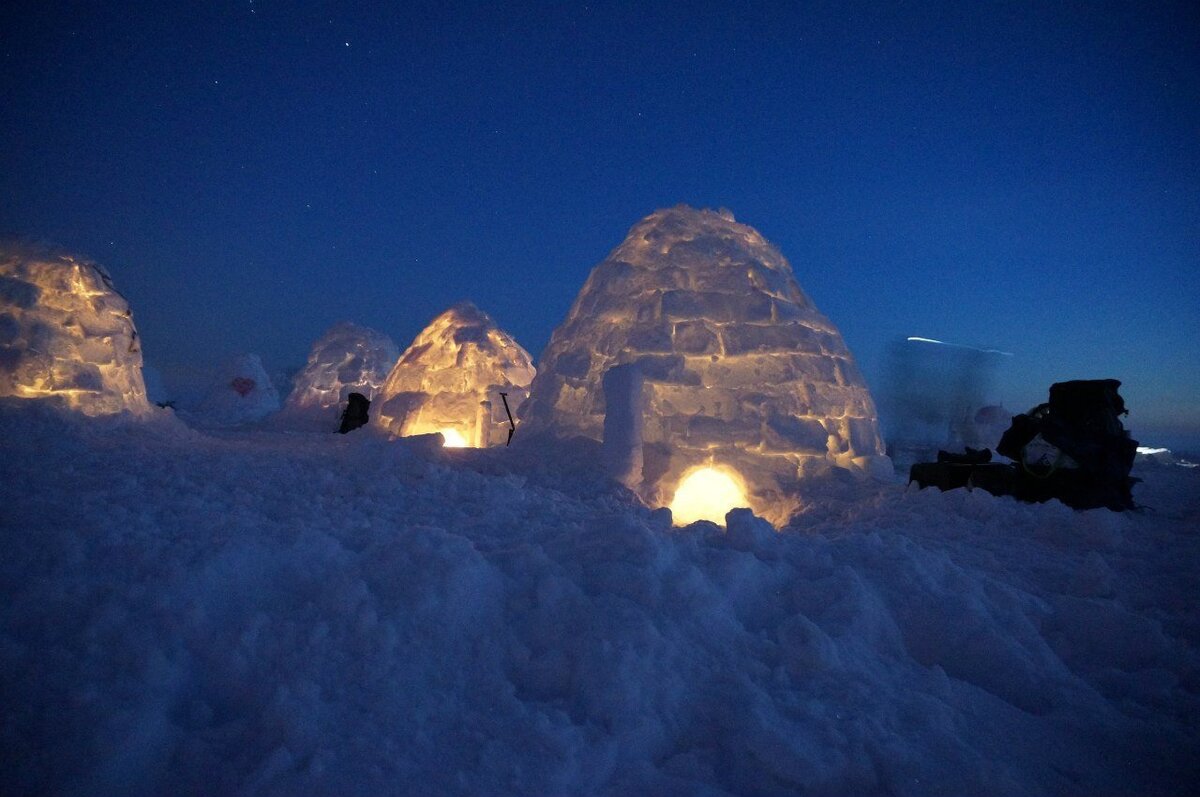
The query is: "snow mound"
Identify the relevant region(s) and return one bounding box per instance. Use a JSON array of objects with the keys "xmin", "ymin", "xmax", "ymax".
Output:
[
  {"xmin": 281, "ymin": 322, "xmax": 399, "ymax": 430},
  {"xmin": 195, "ymin": 353, "xmax": 280, "ymax": 425},
  {"xmin": 0, "ymin": 242, "xmax": 150, "ymax": 416},
  {"xmin": 521, "ymin": 205, "xmax": 887, "ymax": 524},
  {"xmin": 1, "ymin": 401, "xmax": 1197, "ymax": 795},
  {"xmin": 375, "ymin": 302, "xmax": 535, "ymax": 447}
]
